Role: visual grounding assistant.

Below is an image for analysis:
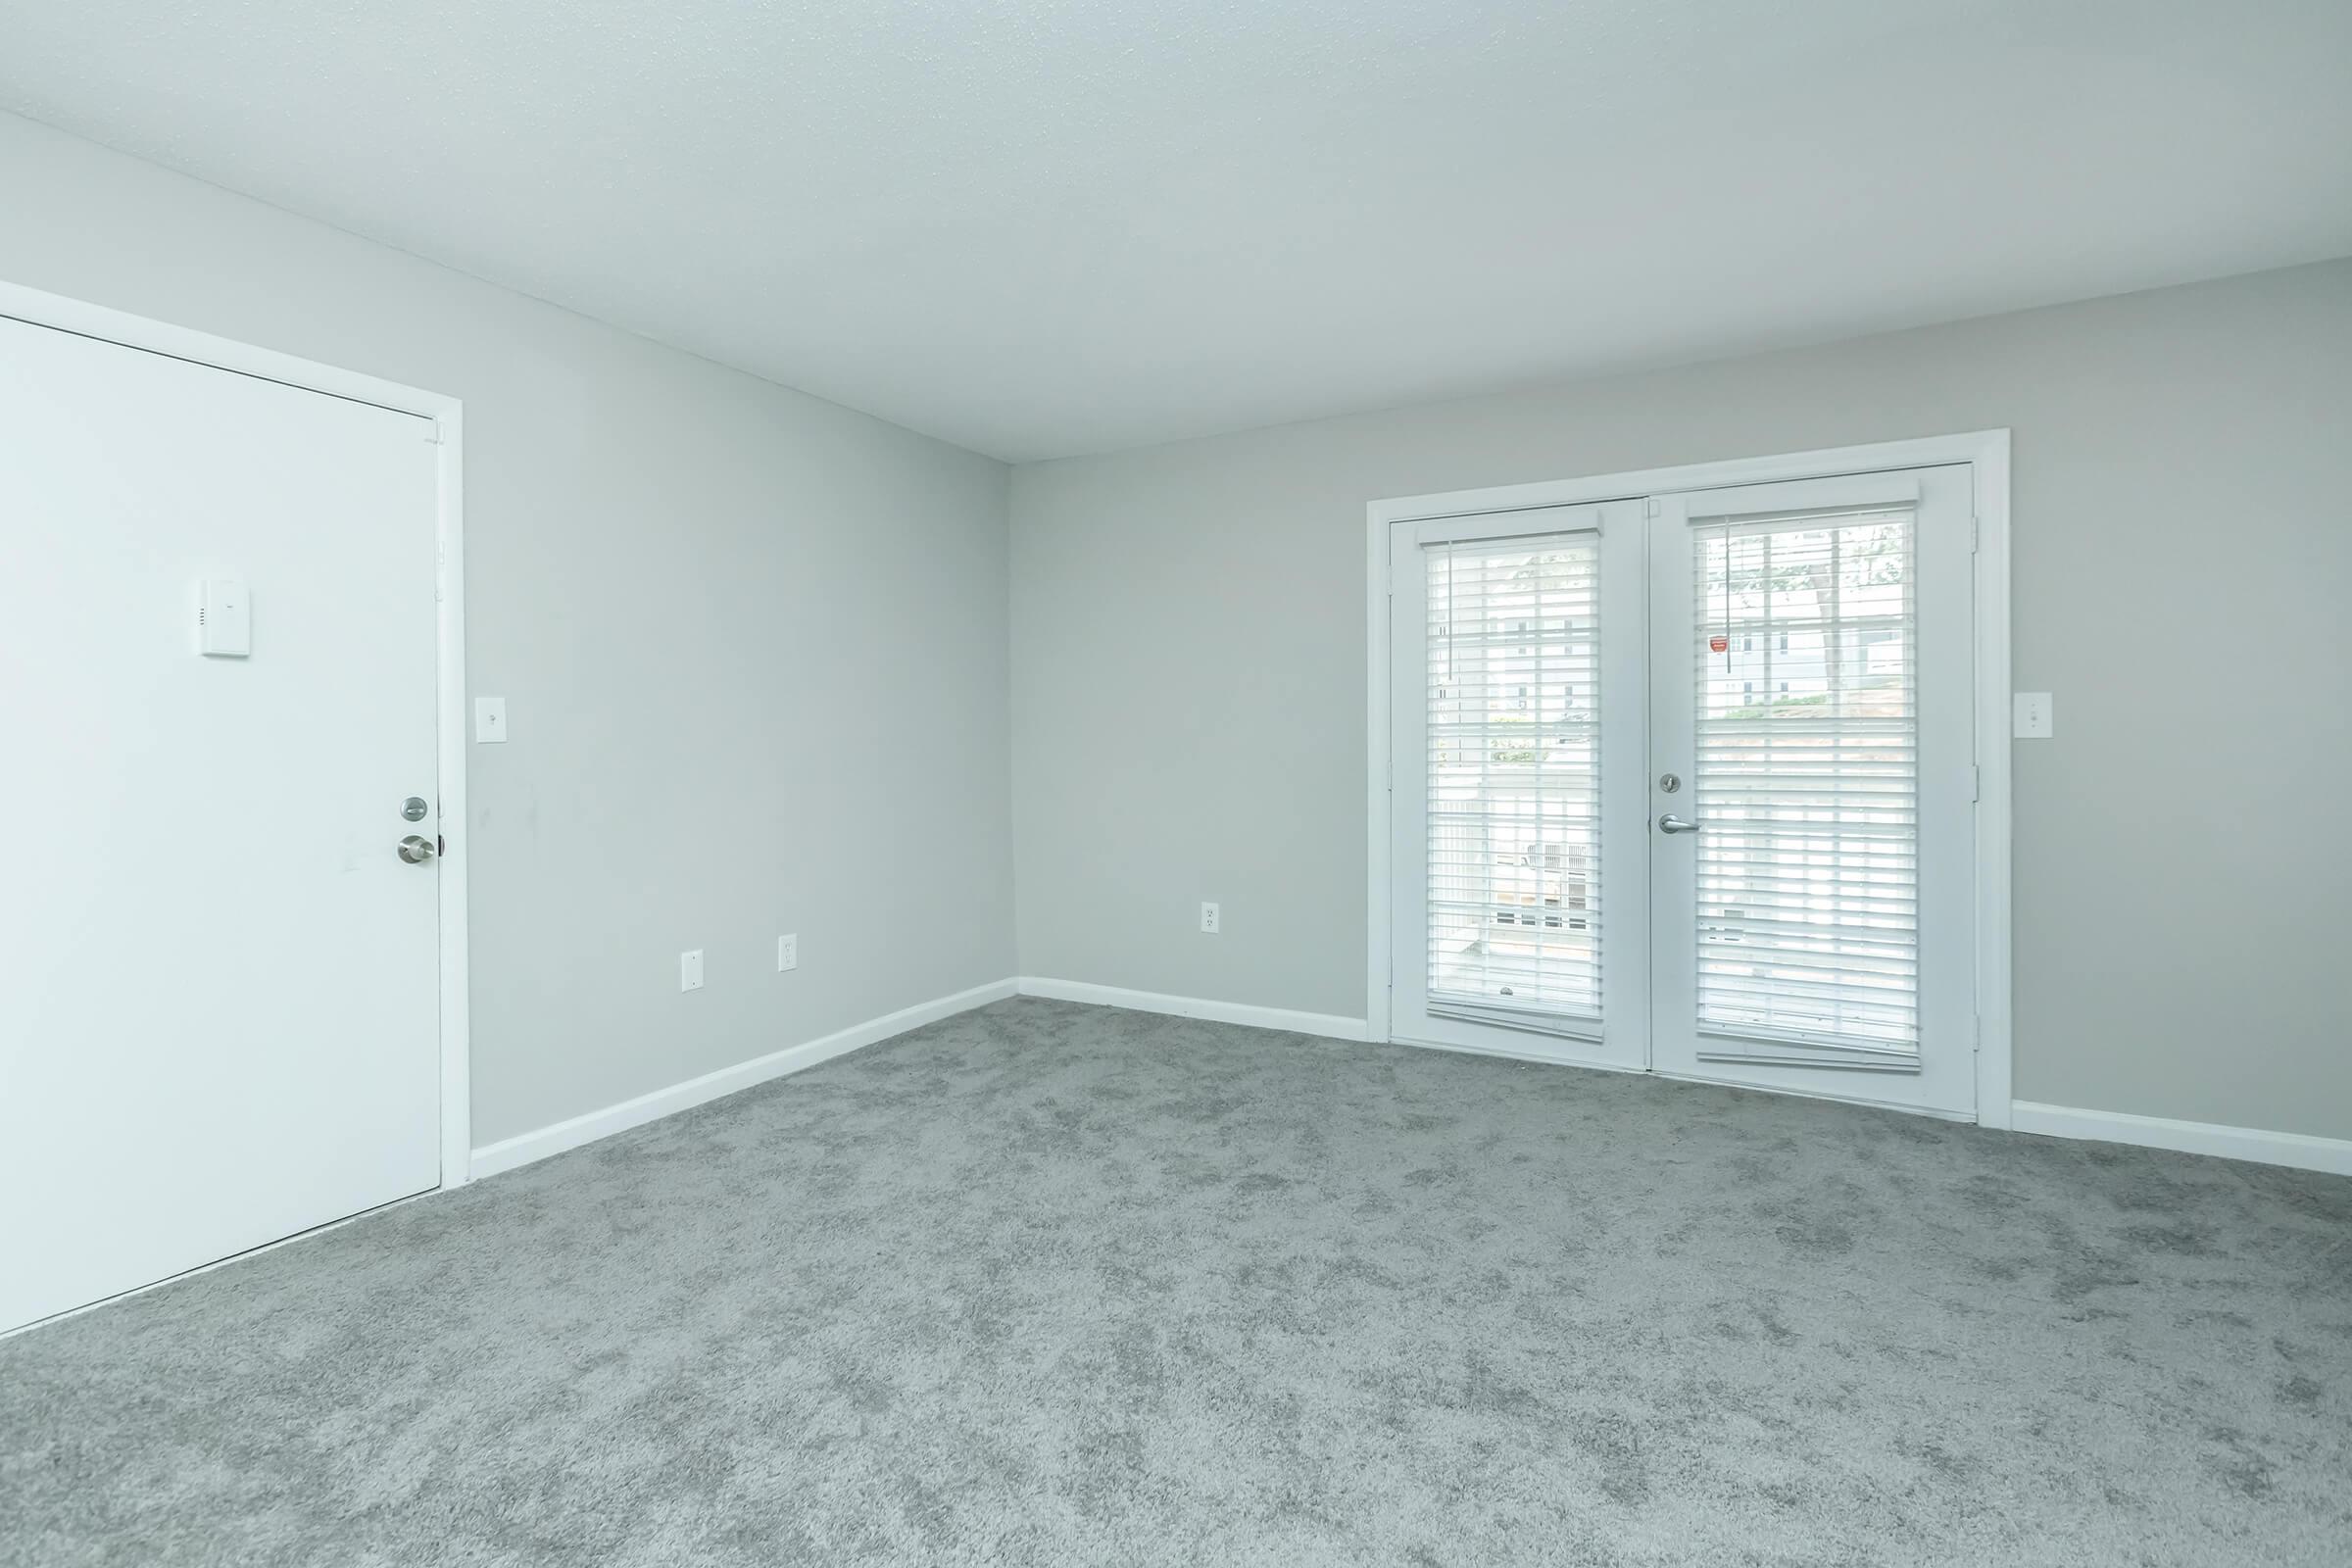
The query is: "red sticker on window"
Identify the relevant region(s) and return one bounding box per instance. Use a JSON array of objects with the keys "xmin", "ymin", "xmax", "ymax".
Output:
[{"xmin": 1708, "ymin": 634, "xmax": 1729, "ymax": 654}]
